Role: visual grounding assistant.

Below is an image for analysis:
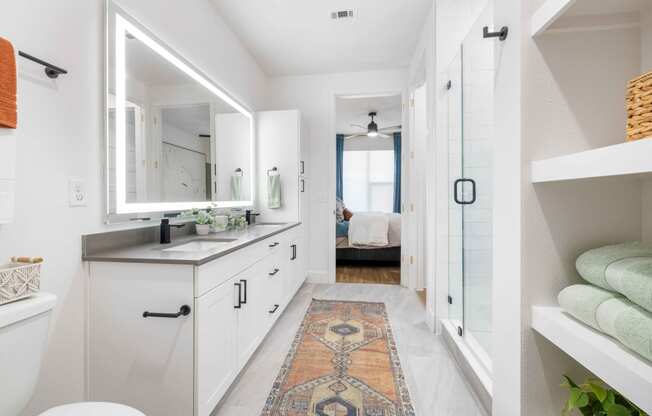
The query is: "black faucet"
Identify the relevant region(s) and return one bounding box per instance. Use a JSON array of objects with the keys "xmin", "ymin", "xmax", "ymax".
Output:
[
  {"xmin": 160, "ymin": 219, "xmax": 186, "ymax": 244},
  {"xmin": 245, "ymin": 210, "xmax": 260, "ymax": 225}
]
